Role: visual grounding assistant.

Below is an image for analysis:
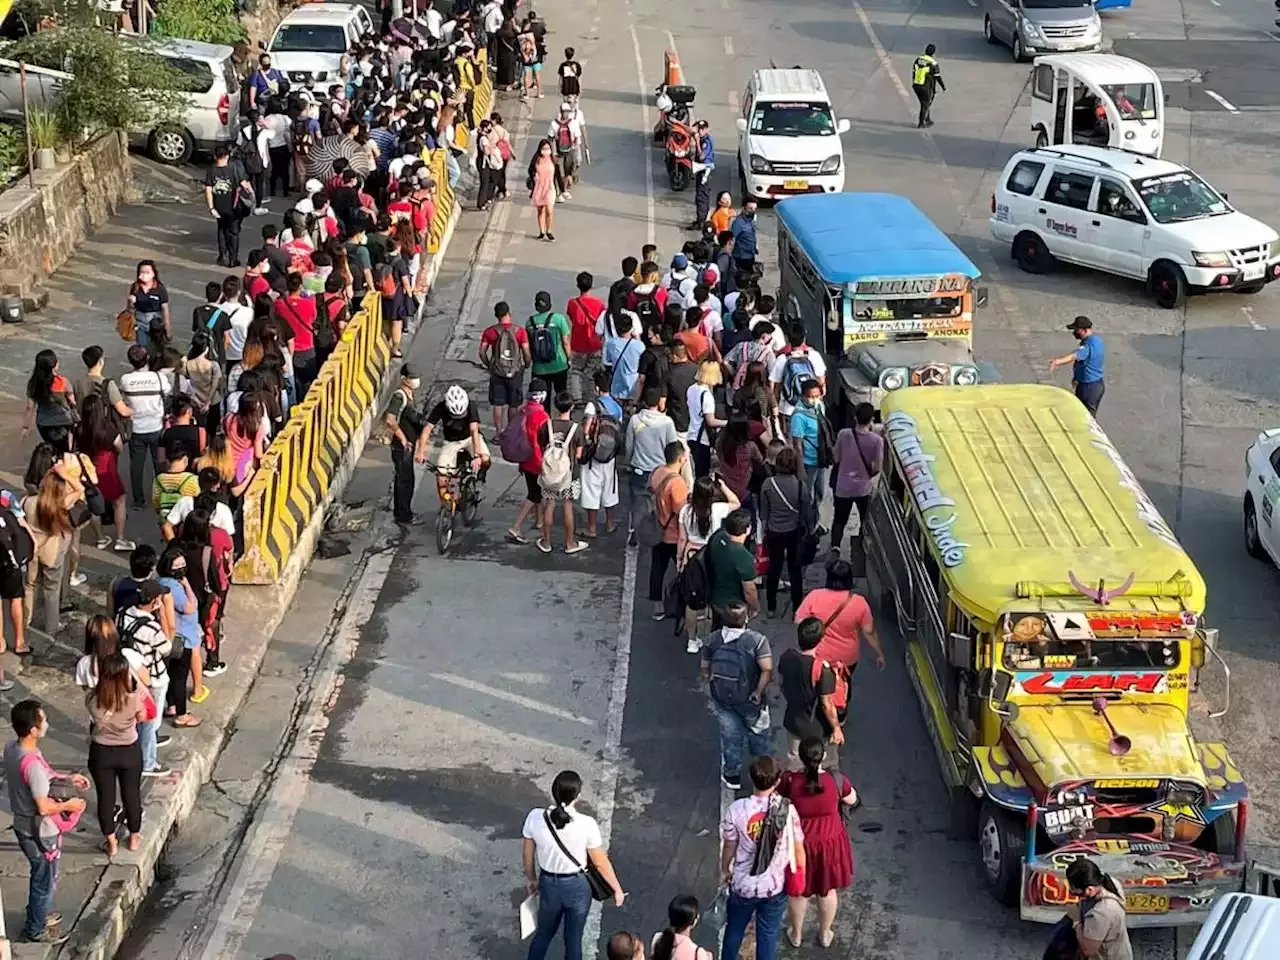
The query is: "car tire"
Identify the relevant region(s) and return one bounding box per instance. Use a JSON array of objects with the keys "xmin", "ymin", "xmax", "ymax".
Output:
[
  {"xmin": 1011, "ymin": 35, "xmax": 1026, "ymax": 63},
  {"xmin": 1245, "ymin": 498, "xmax": 1268, "ymax": 561},
  {"xmin": 984, "ymin": 16, "xmax": 999, "ymax": 44},
  {"xmin": 979, "ymin": 802, "xmax": 1025, "ymax": 906},
  {"xmin": 949, "ymin": 785, "xmax": 979, "ymax": 841},
  {"xmin": 1034, "ymin": 128, "xmax": 1049, "ymax": 148},
  {"xmin": 149, "ymin": 124, "xmax": 195, "ymax": 165},
  {"xmin": 1148, "ymin": 261, "xmax": 1187, "ymax": 309},
  {"xmin": 1012, "ymin": 231, "xmax": 1052, "ymax": 274},
  {"xmin": 1196, "ymin": 810, "xmax": 1237, "ymax": 855}
]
